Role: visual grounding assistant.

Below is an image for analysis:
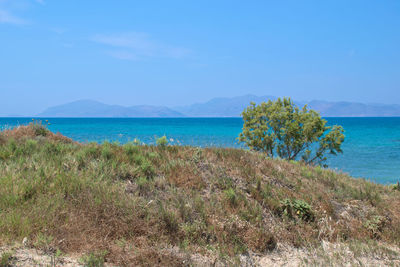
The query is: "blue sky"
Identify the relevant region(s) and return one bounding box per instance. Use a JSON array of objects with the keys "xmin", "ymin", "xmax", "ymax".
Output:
[{"xmin": 1, "ymin": 0, "xmax": 400, "ymax": 115}]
